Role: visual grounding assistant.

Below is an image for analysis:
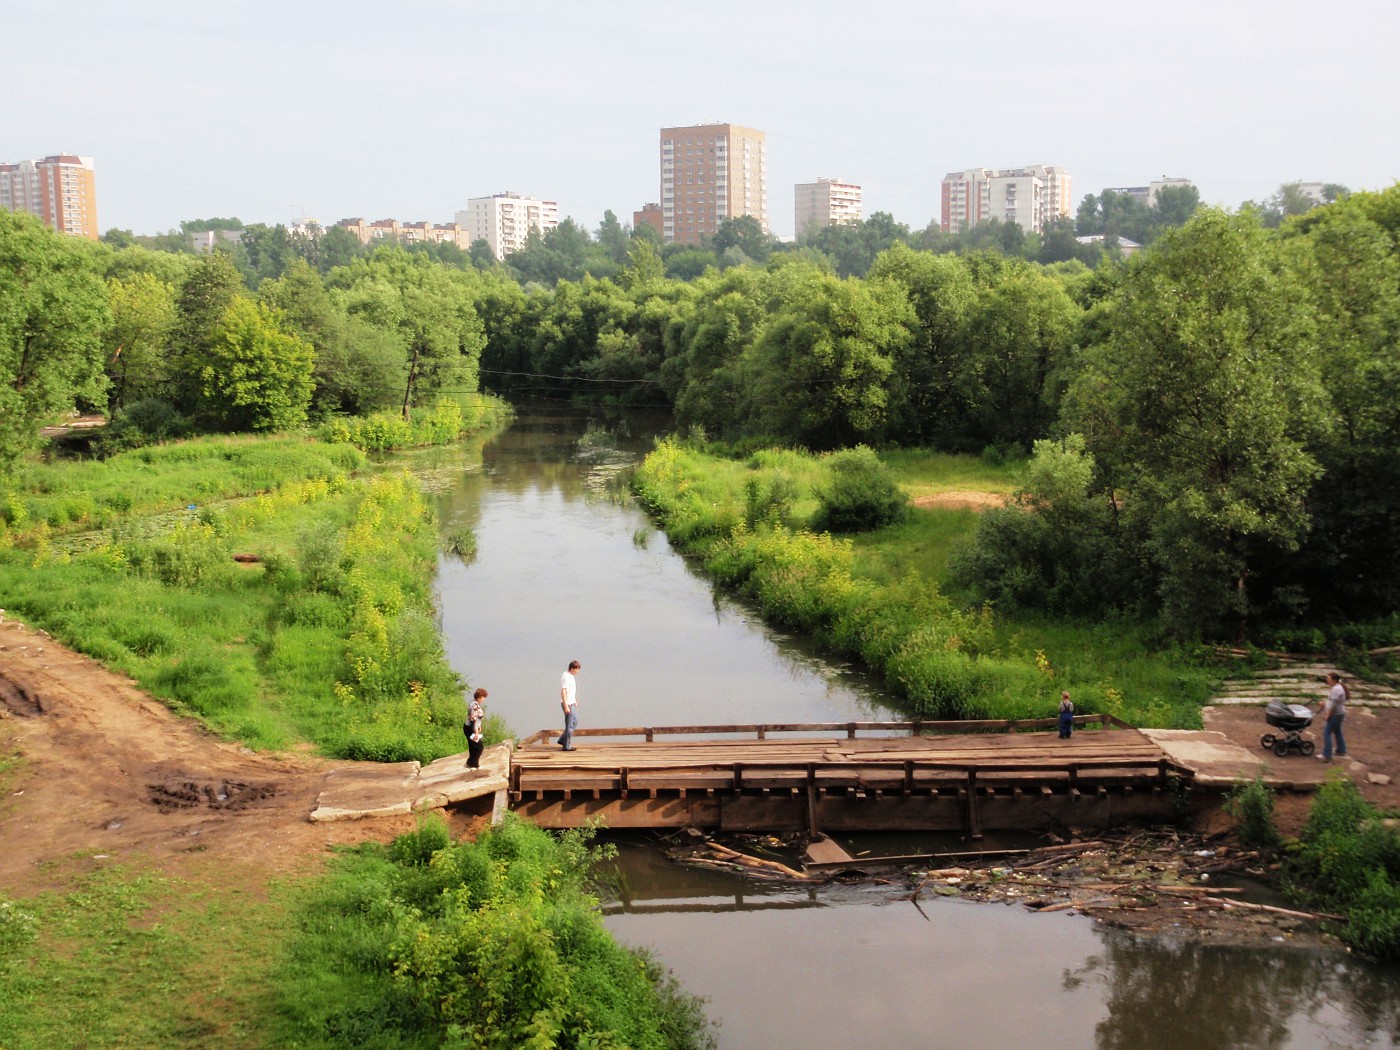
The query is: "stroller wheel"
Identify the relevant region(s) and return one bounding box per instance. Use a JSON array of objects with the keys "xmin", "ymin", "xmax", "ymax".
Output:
[
  {"xmin": 1273, "ymin": 739, "xmax": 1291, "ymax": 758},
  {"xmin": 1260, "ymin": 733, "xmax": 1276, "ymax": 750},
  {"xmin": 1300, "ymin": 739, "xmax": 1315, "ymax": 756}
]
